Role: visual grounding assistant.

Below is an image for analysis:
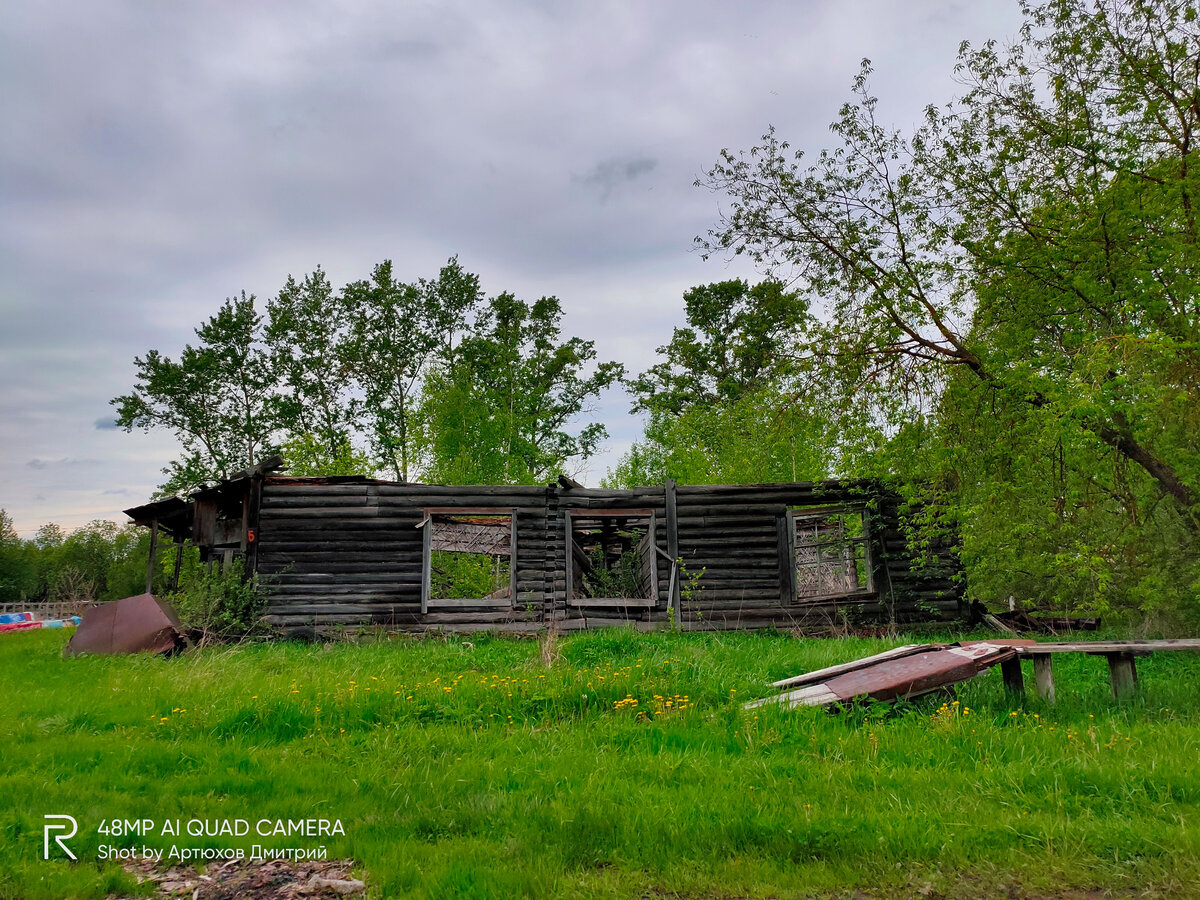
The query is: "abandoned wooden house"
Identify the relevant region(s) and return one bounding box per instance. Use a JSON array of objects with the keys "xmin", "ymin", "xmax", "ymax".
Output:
[{"xmin": 124, "ymin": 458, "xmax": 964, "ymax": 634}]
